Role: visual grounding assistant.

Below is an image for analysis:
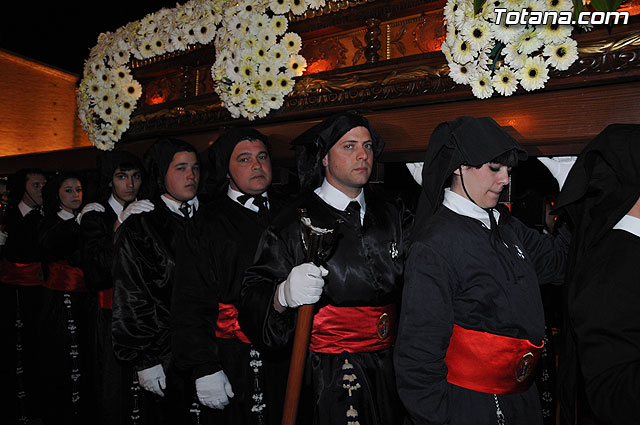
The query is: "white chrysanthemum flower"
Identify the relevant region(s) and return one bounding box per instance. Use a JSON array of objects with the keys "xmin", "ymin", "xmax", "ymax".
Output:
[
  {"xmin": 269, "ymin": 0, "xmax": 291, "ymax": 15},
  {"xmin": 287, "ymin": 54, "xmax": 307, "ymax": 76},
  {"xmin": 229, "ymin": 81, "xmax": 248, "ymax": 104},
  {"xmin": 96, "ymin": 87, "xmax": 115, "ymax": 106},
  {"xmin": 169, "ymin": 29, "xmax": 188, "ymax": 51},
  {"xmin": 252, "ymin": 44, "xmax": 271, "ymax": 65},
  {"xmin": 85, "ymin": 76, "xmax": 103, "ymax": 98},
  {"xmin": 290, "ymin": 0, "xmax": 309, "ymax": 15},
  {"xmin": 120, "ymin": 79, "xmax": 143, "ymax": 101},
  {"xmin": 265, "ymin": 92, "xmax": 285, "ymax": 110},
  {"xmin": 111, "ymin": 113, "xmax": 131, "ymax": 134},
  {"xmin": 470, "ymin": 70, "xmax": 493, "ymax": 99},
  {"xmin": 270, "ymin": 43, "xmax": 289, "ymax": 62},
  {"xmin": 148, "ymin": 35, "xmax": 166, "ymax": 55},
  {"xmin": 244, "ymin": 92, "xmax": 263, "ymax": 113},
  {"xmin": 492, "ymin": 66, "xmax": 518, "ymax": 96},
  {"xmin": 543, "ymin": 37, "xmax": 578, "ymax": 70},
  {"xmin": 282, "ymin": 32, "xmax": 303, "ymax": 53},
  {"xmin": 95, "ymin": 68, "xmax": 113, "ymax": 88},
  {"xmin": 462, "ymin": 19, "xmax": 493, "ymax": 52},
  {"xmin": 477, "ymin": 48, "xmax": 492, "ymax": 70},
  {"xmin": 260, "ymin": 72, "xmax": 279, "ymax": 93},
  {"xmin": 518, "ymin": 56, "xmax": 549, "ymax": 91},
  {"xmin": 493, "ymin": 20, "xmax": 525, "ymax": 44},
  {"xmin": 136, "ymin": 38, "xmax": 156, "ymax": 59},
  {"xmin": 502, "ymin": 0, "xmax": 522, "ymax": 11},
  {"xmin": 537, "ymin": 21, "xmax": 573, "ymax": 44},
  {"xmin": 441, "ymin": 41, "xmax": 454, "ymax": 63},
  {"xmin": 308, "ymin": 0, "xmax": 325, "ymax": 10},
  {"xmin": 239, "ymin": 61, "xmax": 256, "ymax": 80},
  {"xmin": 503, "ymin": 43, "xmax": 527, "ymax": 69},
  {"xmin": 271, "ymin": 15, "xmax": 288, "ymax": 35},
  {"xmin": 448, "ymin": 61, "xmax": 477, "ymax": 84},
  {"xmin": 110, "ymin": 49, "xmax": 131, "ymax": 67},
  {"xmin": 443, "ymin": 0, "xmax": 460, "ymax": 24},
  {"xmin": 450, "ymin": 37, "xmax": 476, "ymax": 64},
  {"xmin": 253, "ymin": 13, "xmax": 270, "ymax": 31},
  {"xmin": 259, "ymin": 28, "xmax": 278, "ymax": 46},
  {"xmin": 515, "ymin": 30, "xmax": 543, "ymax": 55},
  {"xmin": 276, "ymin": 73, "xmax": 294, "ymax": 94},
  {"xmin": 194, "ymin": 20, "xmax": 216, "ymax": 45},
  {"xmin": 183, "ymin": 25, "xmax": 199, "ymax": 46},
  {"xmin": 111, "ymin": 66, "xmax": 133, "ymax": 85},
  {"xmin": 521, "ymin": 0, "xmax": 545, "ymax": 15},
  {"xmin": 116, "ymin": 97, "xmax": 136, "ymax": 115},
  {"xmin": 95, "ymin": 100, "xmax": 118, "ymax": 122}
]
